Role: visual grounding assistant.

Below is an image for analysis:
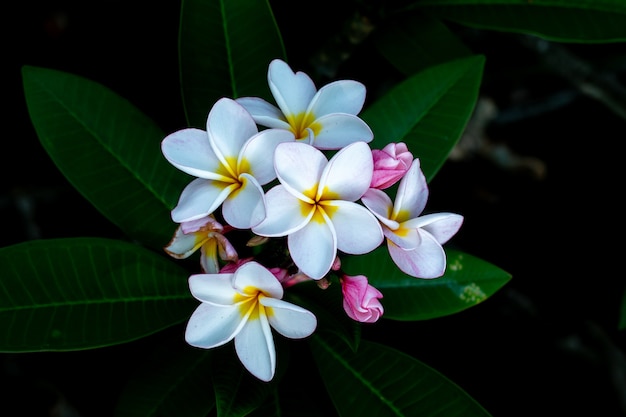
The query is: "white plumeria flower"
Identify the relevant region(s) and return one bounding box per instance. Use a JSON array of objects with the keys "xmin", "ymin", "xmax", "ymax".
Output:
[
  {"xmin": 235, "ymin": 59, "xmax": 373, "ymax": 150},
  {"xmin": 185, "ymin": 261, "xmax": 317, "ymax": 382},
  {"xmin": 361, "ymin": 159, "xmax": 464, "ymax": 279},
  {"xmin": 252, "ymin": 141, "xmax": 384, "ymax": 280},
  {"xmin": 161, "ymin": 97, "xmax": 293, "ymax": 229},
  {"xmin": 163, "ymin": 215, "xmax": 237, "ymax": 274}
]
